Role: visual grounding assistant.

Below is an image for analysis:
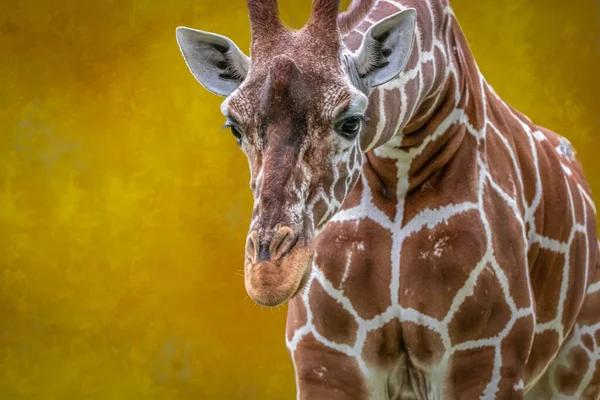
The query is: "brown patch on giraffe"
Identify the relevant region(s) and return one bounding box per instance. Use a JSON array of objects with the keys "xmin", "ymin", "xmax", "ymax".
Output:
[
  {"xmin": 362, "ymin": 319, "xmax": 402, "ymax": 369},
  {"xmin": 484, "ymin": 125, "xmax": 522, "ymax": 205},
  {"xmin": 582, "ymin": 334, "xmax": 594, "ymax": 352},
  {"xmin": 401, "ymin": 321, "xmax": 444, "ymax": 369},
  {"xmin": 293, "ymin": 334, "xmax": 368, "ymax": 399},
  {"xmin": 355, "ymin": 20, "xmax": 371, "ymax": 34},
  {"xmin": 370, "ymin": 1, "xmax": 401, "ymax": 22},
  {"xmin": 384, "ymin": 89, "xmax": 402, "ymax": 140},
  {"xmin": 447, "ymin": 347, "xmax": 495, "ymax": 398},
  {"xmin": 342, "ymin": 30, "xmax": 363, "ymax": 52},
  {"xmin": 529, "ymin": 247, "xmax": 565, "ymax": 324},
  {"xmin": 400, "ymin": 210, "xmax": 486, "ymax": 321},
  {"xmin": 524, "ymin": 330, "xmax": 560, "ymax": 385},
  {"xmin": 315, "ymin": 218, "xmax": 392, "ymax": 320},
  {"xmin": 360, "ymin": 88, "xmax": 380, "ymax": 150},
  {"xmin": 483, "ymin": 183, "xmax": 530, "ymax": 309},
  {"xmin": 308, "ymin": 279, "xmax": 358, "ymax": 347},
  {"xmin": 419, "ymin": 59, "xmax": 435, "ymax": 104},
  {"xmin": 287, "ymin": 296, "xmax": 308, "ymax": 342},
  {"xmin": 577, "ymin": 250, "xmax": 600, "ymax": 328},
  {"xmin": 431, "ymin": 44, "xmax": 447, "ymax": 88},
  {"xmin": 448, "ymin": 264, "xmax": 513, "ymax": 346},
  {"xmin": 404, "ymin": 95, "xmax": 436, "ymax": 138},
  {"xmin": 527, "ymin": 242, "xmax": 540, "ymax": 273},
  {"xmin": 412, "ymin": 1, "xmax": 434, "ymax": 51},
  {"xmin": 486, "ymin": 88, "xmax": 539, "ymax": 210},
  {"xmin": 576, "ymin": 290, "xmax": 600, "ymax": 327},
  {"xmin": 569, "ymin": 178, "xmax": 586, "ymax": 226},
  {"xmin": 498, "ymin": 315, "xmax": 534, "ymax": 394},
  {"xmin": 451, "ymin": 16, "xmax": 484, "ymax": 131},
  {"xmin": 409, "ymin": 121, "xmax": 466, "ymax": 191},
  {"xmin": 583, "ymin": 360, "xmax": 600, "ymax": 400},
  {"xmin": 484, "ymin": 85, "xmax": 507, "ymax": 122},
  {"xmin": 341, "ymin": 220, "xmax": 393, "ymax": 319},
  {"xmin": 585, "ymin": 224, "xmax": 600, "ymax": 288},
  {"xmin": 363, "ymin": 152, "xmax": 398, "ymax": 220},
  {"xmin": 562, "ymin": 231, "xmax": 589, "ymax": 329},
  {"xmin": 398, "ymin": 71, "xmax": 422, "ymax": 137},
  {"xmin": 314, "ymin": 227, "xmax": 347, "ymax": 288},
  {"xmin": 533, "ymin": 146, "xmax": 574, "ymax": 243},
  {"xmin": 554, "ymin": 346, "xmax": 590, "ymax": 395},
  {"xmin": 402, "ymin": 132, "xmax": 478, "ymax": 225},
  {"xmin": 339, "ymin": 172, "xmax": 363, "ymax": 210}
]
